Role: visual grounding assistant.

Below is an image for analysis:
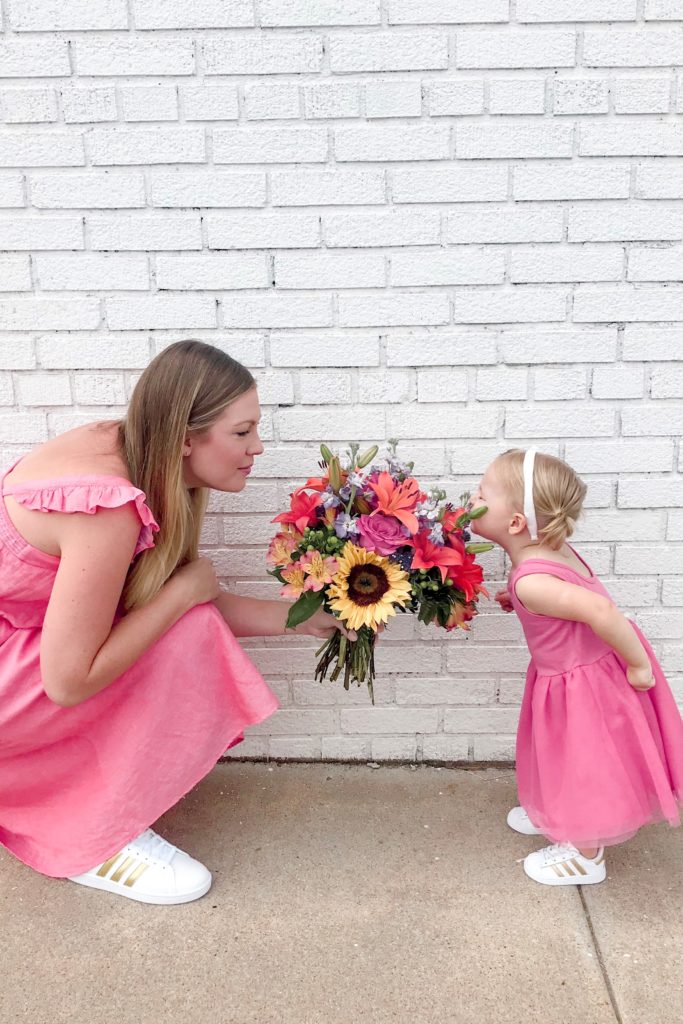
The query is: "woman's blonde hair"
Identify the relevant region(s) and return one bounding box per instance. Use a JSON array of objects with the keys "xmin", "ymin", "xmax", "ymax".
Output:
[
  {"xmin": 118, "ymin": 340, "xmax": 255, "ymax": 610},
  {"xmin": 494, "ymin": 449, "xmax": 587, "ymax": 549}
]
